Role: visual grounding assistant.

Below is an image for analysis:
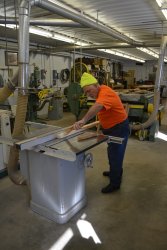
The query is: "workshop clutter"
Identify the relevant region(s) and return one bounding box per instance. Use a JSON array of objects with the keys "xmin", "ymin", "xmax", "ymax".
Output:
[
  {"xmin": 123, "ymin": 70, "xmax": 136, "ymax": 89},
  {"xmin": 73, "ymin": 57, "xmax": 111, "ymax": 85}
]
